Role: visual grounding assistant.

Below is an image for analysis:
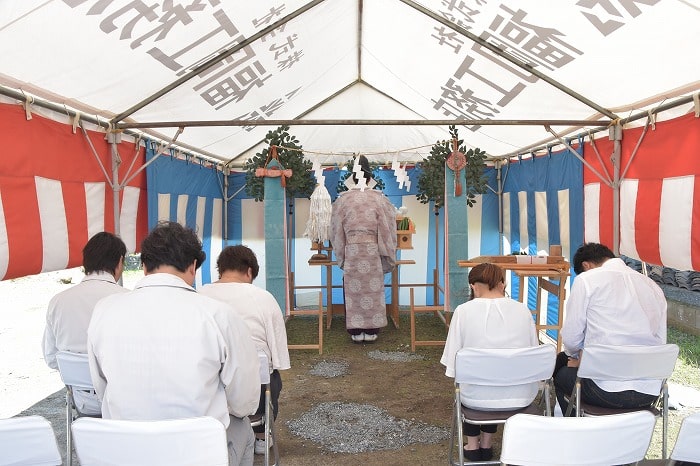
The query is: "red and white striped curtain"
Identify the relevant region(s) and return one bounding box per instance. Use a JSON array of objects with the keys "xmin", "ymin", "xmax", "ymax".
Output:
[
  {"xmin": 0, "ymin": 103, "xmax": 148, "ymax": 281},
  {"xmin": 583, "ymin": 113, "xmax": 700, "ymax": 271}
]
